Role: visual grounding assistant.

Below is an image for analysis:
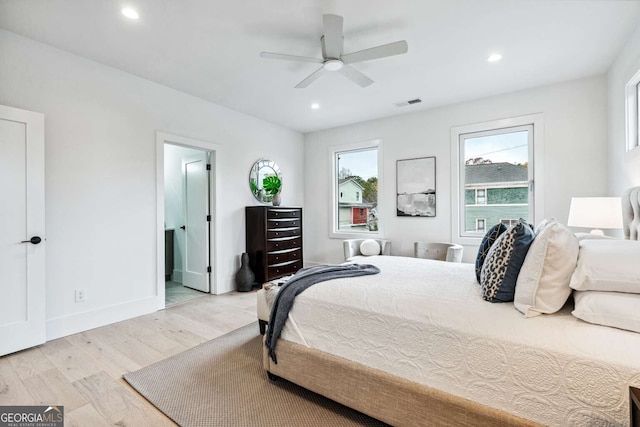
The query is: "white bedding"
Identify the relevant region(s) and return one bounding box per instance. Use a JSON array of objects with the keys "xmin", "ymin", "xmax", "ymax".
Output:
[{"xmin": 279, "ymin": 255, "xmax": 640, "ymax": 426}]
